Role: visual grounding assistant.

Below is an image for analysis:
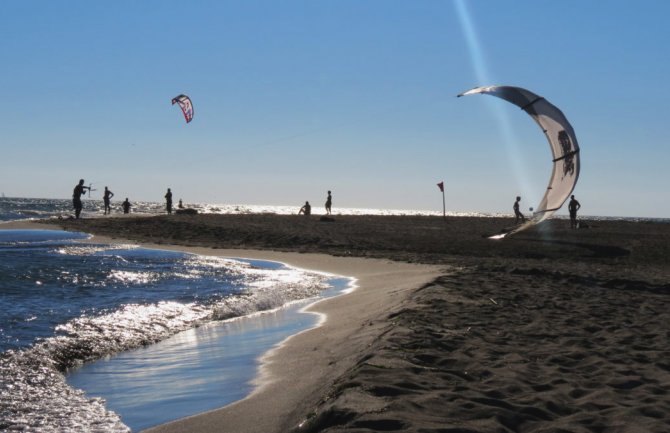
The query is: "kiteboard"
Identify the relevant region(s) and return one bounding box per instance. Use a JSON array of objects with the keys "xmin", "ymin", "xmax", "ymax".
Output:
[
  {"xmin": 483, "ymin": 220, "xmax": 536, "ymax": 240},
  {"xmin": 482, "ymin": 226, "xmax": 515, "ymax": 240}
]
